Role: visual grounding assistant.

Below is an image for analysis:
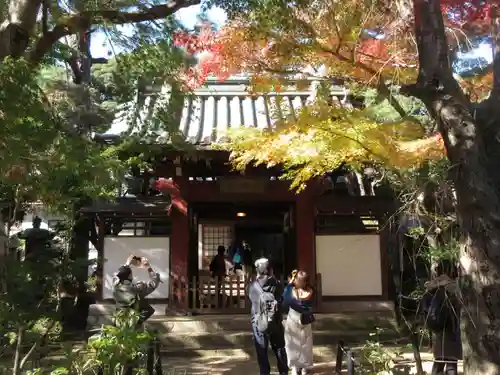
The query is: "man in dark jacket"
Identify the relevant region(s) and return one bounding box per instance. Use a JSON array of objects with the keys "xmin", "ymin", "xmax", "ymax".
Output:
[
  {"xmin": 113, "ymin": 256, "xmax": 160, "ymax": 326},
  {"xmin": 248, "ymin": 258, "xmax": 288, "ymax": 375},
  {"xmin": 209, "ymin": 245, "xmax": 228, "ymax": 280}
]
